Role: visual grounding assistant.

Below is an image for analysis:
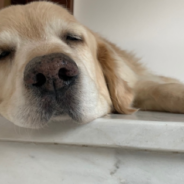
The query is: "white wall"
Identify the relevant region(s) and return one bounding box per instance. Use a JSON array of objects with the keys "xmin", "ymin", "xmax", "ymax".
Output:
[{"xmin": 74, "ymin": 0, "xmax": 184, "ymax": 81}]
